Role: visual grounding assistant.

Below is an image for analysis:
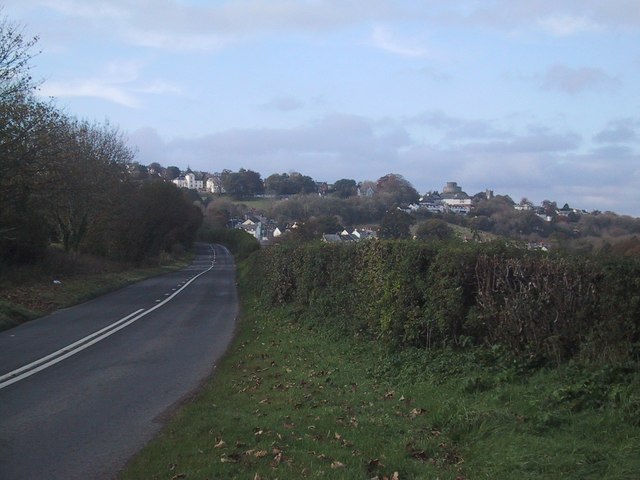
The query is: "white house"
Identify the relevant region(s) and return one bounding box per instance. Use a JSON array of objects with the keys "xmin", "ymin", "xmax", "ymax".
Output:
[
  {"xmin": 173, "ymin": 171, "xmax": 204, "ymax": 190},
  {"xmin": 206, "ymin": 174, "xmax": 225, "ymax": 194}
]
